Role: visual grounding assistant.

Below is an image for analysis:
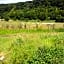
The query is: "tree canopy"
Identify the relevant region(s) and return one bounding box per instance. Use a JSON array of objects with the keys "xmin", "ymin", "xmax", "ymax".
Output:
[{"xmin": 0, "ymin": 0, "xmax": 64, "ymax": 22}]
